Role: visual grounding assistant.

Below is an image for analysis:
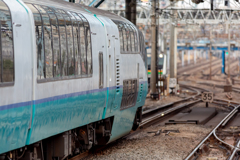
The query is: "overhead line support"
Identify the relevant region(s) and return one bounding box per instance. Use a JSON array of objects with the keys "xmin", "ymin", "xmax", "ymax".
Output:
[{"xmin": 150, "ymin": 0, "xmax": 159, "ymax": 99}]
